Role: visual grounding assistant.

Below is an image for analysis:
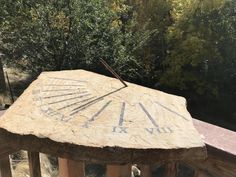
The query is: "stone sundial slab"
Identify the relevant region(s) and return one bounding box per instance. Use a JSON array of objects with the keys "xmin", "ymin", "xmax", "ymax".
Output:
[{"xmin": 0, "ymin": 70, "xmax": 206, "ymax": 161}]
